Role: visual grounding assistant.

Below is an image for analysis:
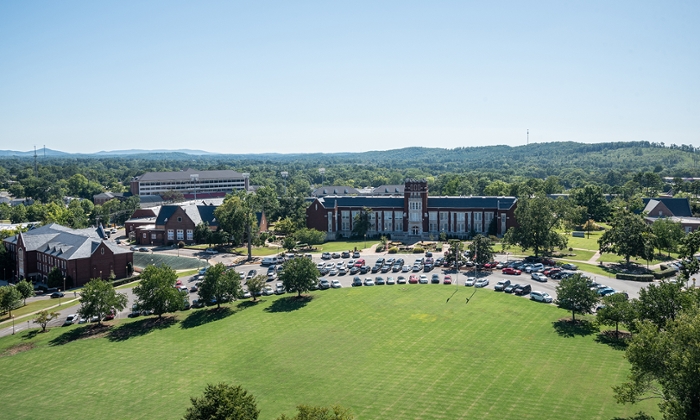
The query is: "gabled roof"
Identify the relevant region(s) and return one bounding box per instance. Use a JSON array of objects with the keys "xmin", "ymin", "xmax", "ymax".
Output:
[
  {"xmin": 3, "ymin": 223, "xmax": 131, "ymax": 259},
  {"xmin": 372, "ymin": 185, "xmax": 405, "ymax": 195},
  {"xmin": 136, "ymin": 168, "xmax": 246, "ymax": 182},
  {"xmin": 312, "ymin": 186, "xmax": 360, "ymax": 196},
  {"xmin": 642, "ymin": 197, "xmax": 692, "ymax": 218},
  {"xmin": 155, "ymin": 204, "xmax": 218, "ymax": 227}
]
